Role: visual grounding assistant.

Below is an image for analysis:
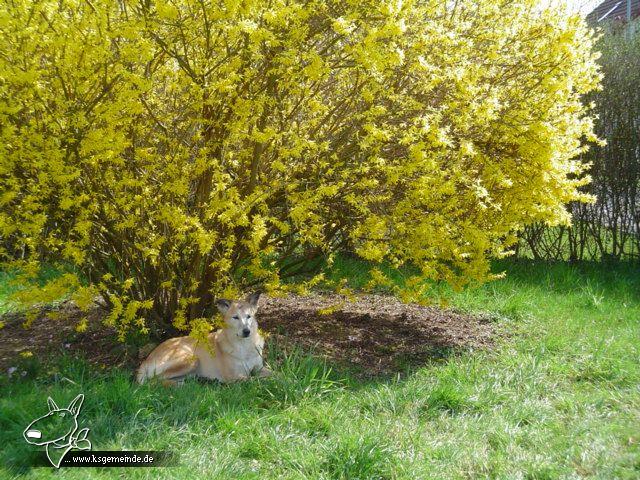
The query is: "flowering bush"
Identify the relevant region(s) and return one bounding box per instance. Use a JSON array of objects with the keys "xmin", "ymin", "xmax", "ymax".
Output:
[{"xmin": 0, "ymin": 0, "xmax": 600, "ymax": 338}]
